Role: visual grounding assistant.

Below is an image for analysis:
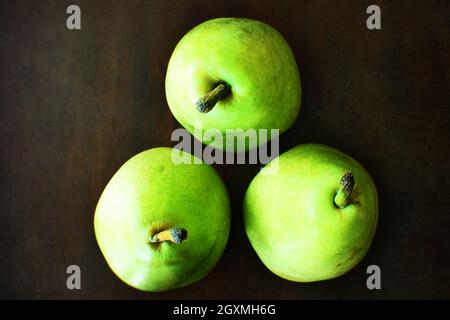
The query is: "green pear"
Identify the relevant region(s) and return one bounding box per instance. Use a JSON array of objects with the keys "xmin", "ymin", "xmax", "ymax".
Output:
[
  {"xmin": 94, "ymin": 147, "xmax": 231, "ymax": 291},
  {"xmin": 243, "ymin": 144, "xmax": 378, "ymax": 282},
  {"xmin": 165, "ymin": 17, "xmax": 301, "ymax": 151}
]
